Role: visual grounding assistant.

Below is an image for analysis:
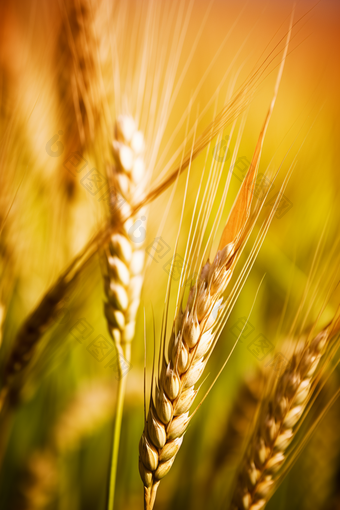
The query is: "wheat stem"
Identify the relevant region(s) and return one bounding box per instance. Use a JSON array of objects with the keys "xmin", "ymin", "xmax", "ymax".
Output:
[{"xmin": 107, "ymin": 375, "xmax": 127, "ymax": 510}]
